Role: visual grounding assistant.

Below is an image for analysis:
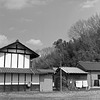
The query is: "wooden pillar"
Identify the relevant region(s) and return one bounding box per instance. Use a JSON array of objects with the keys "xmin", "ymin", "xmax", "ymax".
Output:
[
  {"xmin": 24, "ymin": 73, "xmax": 26, "ymax": 91},
  {"xmin": 60, "ymin": 68, "xmax": 62, "ymax": 91},
  {"xmin": 31, "ymin": 74, "xmax": 32, "ymax": 91},
  {"xmin": 18, "ymin": 73, "xmax": 19, "ymax": 91},
  {"xmin": 90, "ymin": 72, "xmax": 92, "ymax": 88},
  {"xmin": 4, "ymin": 73, "xmax": 6, "ymax": 92},
  {"xmin": 11, "ymin": 73, "xmax": 13, "ymax": 91},
  {"xmin": 4, "ymin": 53, "xmax": 6, "ymax": 68},
  {"xmin": 17, "ymin": 54, "xmax": 19, "ymax": 68}
]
